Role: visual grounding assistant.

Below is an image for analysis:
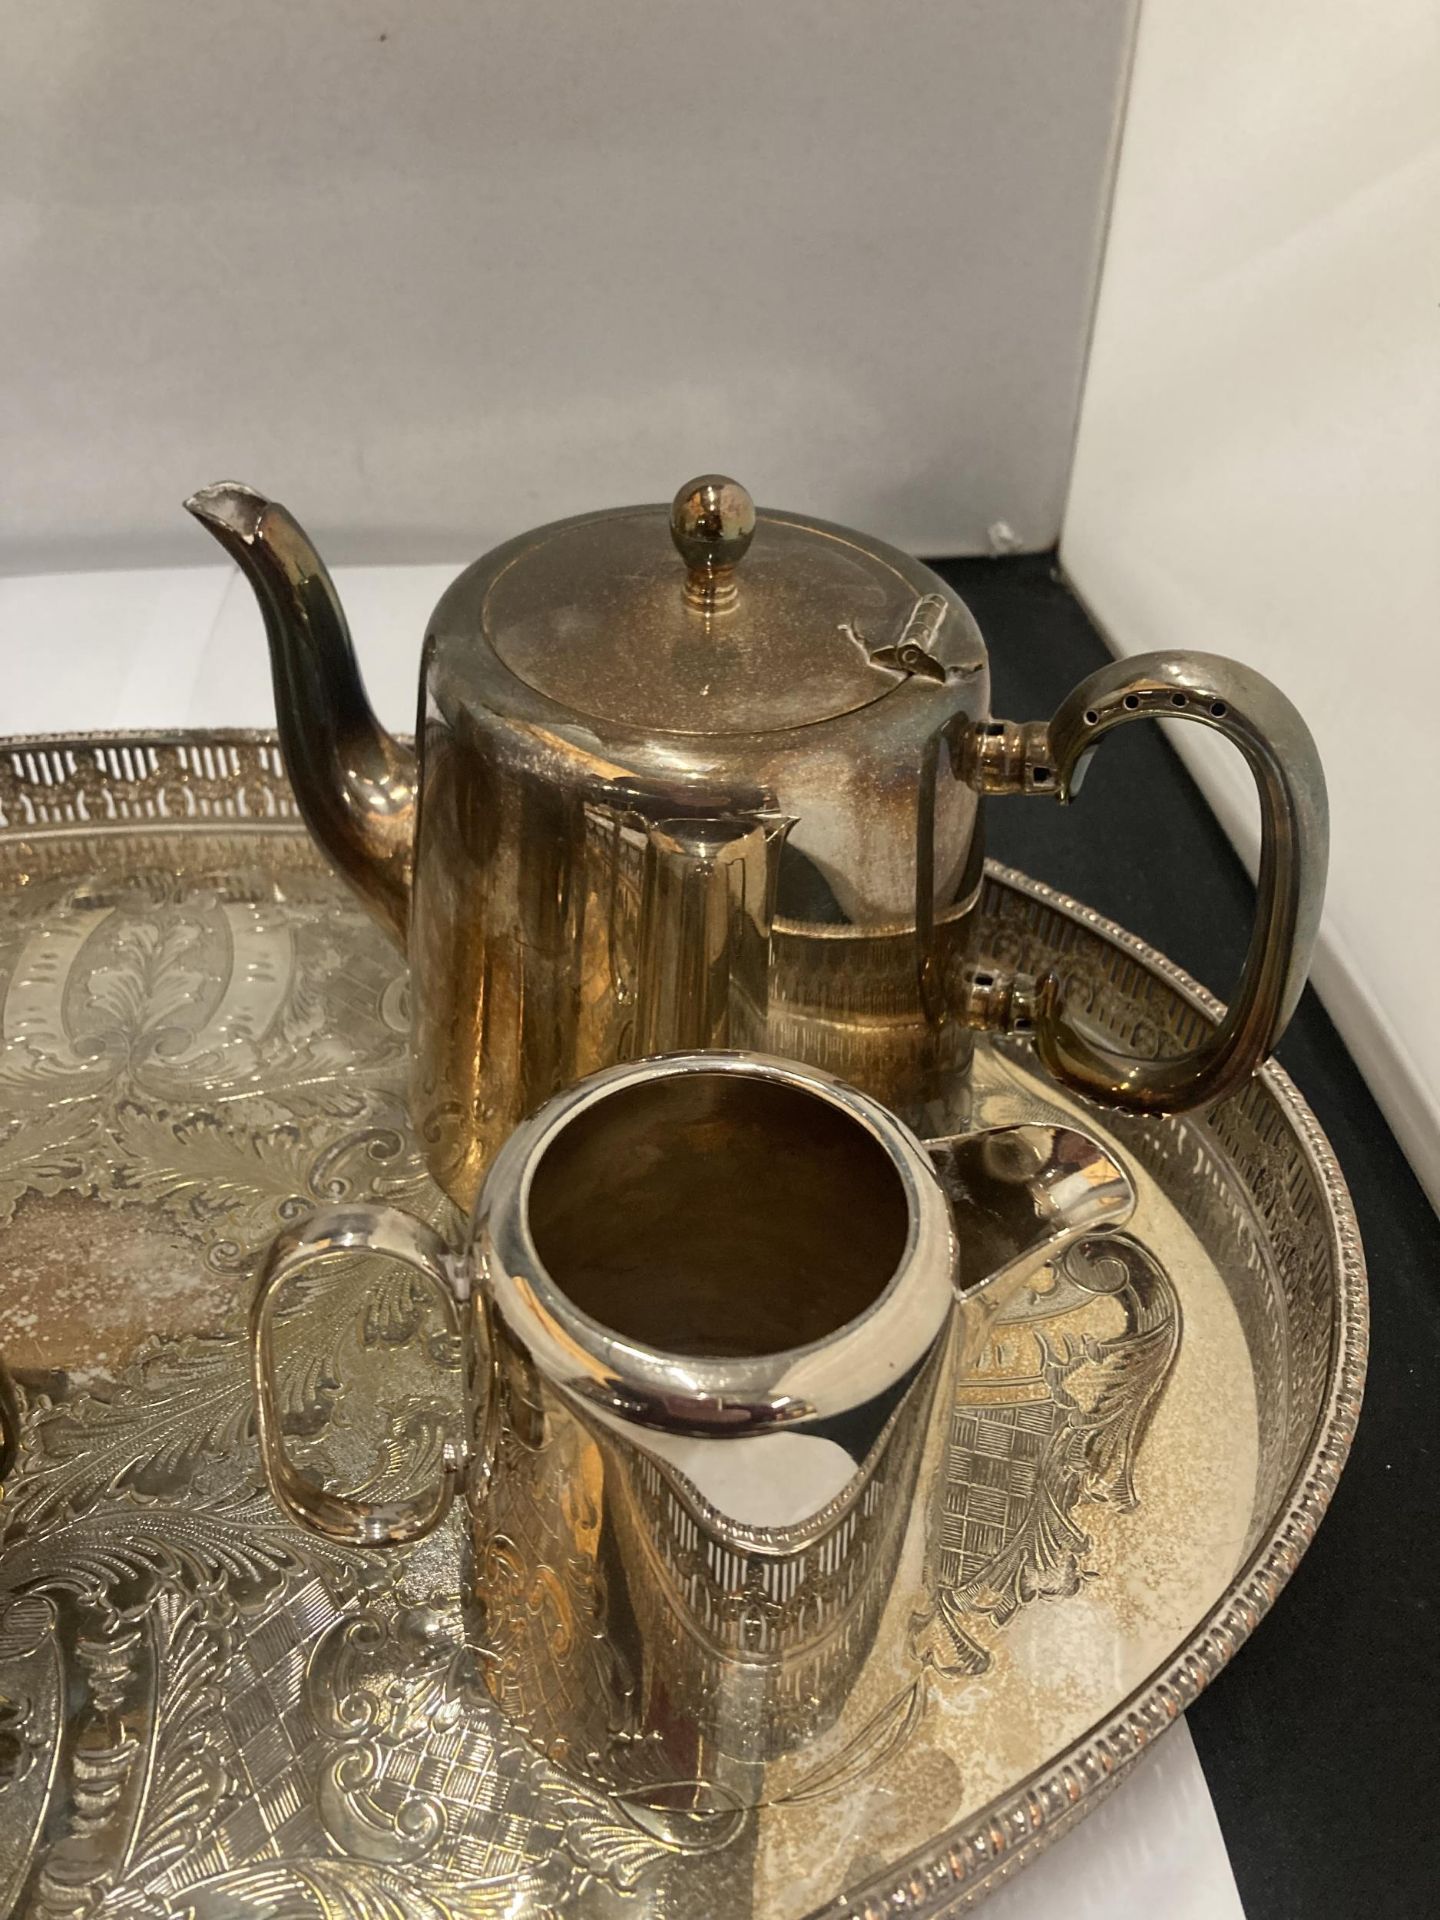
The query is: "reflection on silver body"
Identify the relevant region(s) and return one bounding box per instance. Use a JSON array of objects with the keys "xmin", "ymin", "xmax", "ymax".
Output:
[
  {"xmin": 252, "ymin": 1054, "xmax": 1134, "ymax": 1807},
  {"xmin": 187, "ymin": 473, "xmax": 1329, "ymax": 1204}
]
